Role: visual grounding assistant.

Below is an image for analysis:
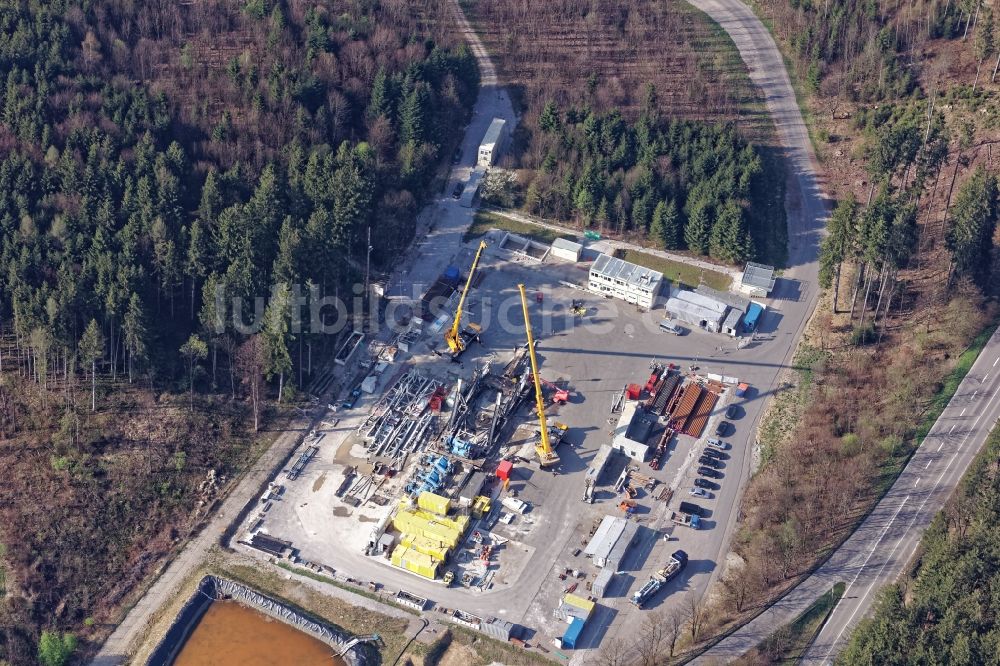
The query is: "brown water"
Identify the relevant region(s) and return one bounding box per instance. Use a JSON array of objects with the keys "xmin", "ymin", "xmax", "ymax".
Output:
[{"xmin": 173, "ymin": 600, "xmax": 346, "ymax": 666}]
